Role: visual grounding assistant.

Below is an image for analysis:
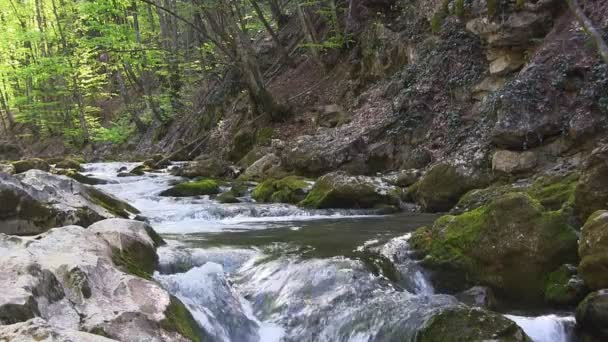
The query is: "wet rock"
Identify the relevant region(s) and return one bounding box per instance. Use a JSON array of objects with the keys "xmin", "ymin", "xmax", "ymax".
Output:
[
  {"xmin": 576, "ymin": 290, "xmax": 608, "ymax": 340},
  {"xmin": 578, "ymin": 211, "xmax": 608, "ymax": 290},
  {"xmin": 174, "ymin": 158, "xmax": 232, "ymax": 179},
  {"xmin": 300, "ymin": 171, "xmax": 400, "ymax": 209},
  {"xmin": 116, "ymin": 164, "xmax": 146, "ymax": 177},
  {"xmin": 544, "ymin": 264, "xmax": 587, "ymax": 306},
  {"xmin": 575, "ymin": 145, "xmax": 608, "ymax": 221},
  {"xmin": 11, "ymin": 158, "xmax": 50, "ymax": 174},
  {"xmin": 0, "ymin": 219, "xmax": 203, "ymax": 341},
  {"xmin": 52, "ymin": 169, "xmax": 109, "ymax": 185},
  {"xmin": 410, "ymin": 193, "xmax": 578, "ymax": 303},
  {"xmin": 0, "ymin": 318, "xmax": 117, "ymax": 341},
  {"xmin": 54, "ymin": 158, "xmax": 83, "ymax": 171},
  {"xmin": 410, "ymin": 163, "xmax": 488, "ymax": 213},
  {"xmin": 159, "ymin": 178, "xmax": 220, "ymax": 197},
  {"xmin": 492, "ymin": 150, "xmax": 538, "ymax": 174},
  {"xmin": 417, "ymin": 307, "xmax": 529, "ymax": 341},
  {"xmin": 216, "ymin": 191, "xmax": 240, "ymax": 204},
  {"xmin": 0, "ymin": 170, "xmax": 139, "ymax": 235},
  {"xmin": 239, "ymin": 153, "xmax": 284, "ymax": 181},
  {"xmin": 0, "ymin": 163, "xmax": 15, "ymax": 174},
  {"xmin": 455, "ymin": 286, "xmax": 497, "ymax": 309},
  {"xmin": 252, "ymin": 176, "xmax": 311, "ymax": 204}
]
